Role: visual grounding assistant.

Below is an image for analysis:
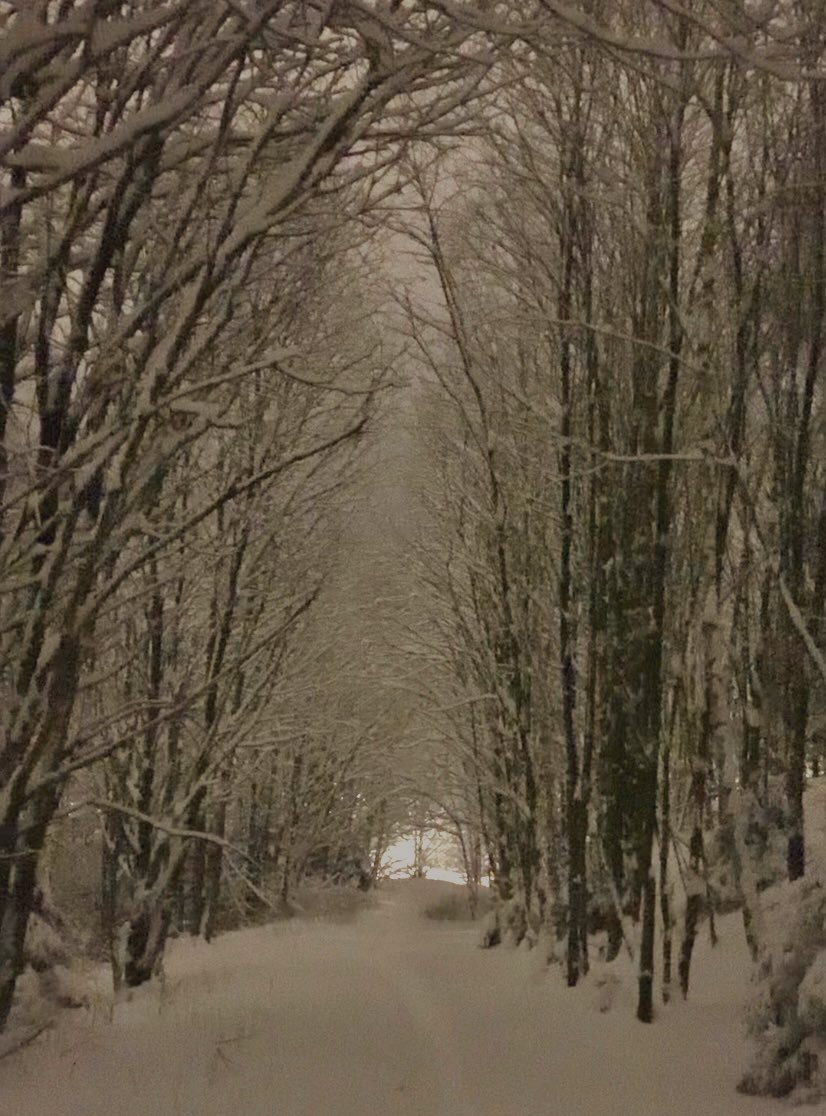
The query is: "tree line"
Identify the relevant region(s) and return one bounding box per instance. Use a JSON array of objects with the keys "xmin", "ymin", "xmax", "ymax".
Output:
[
  {"xmin": 0, "ymin": 0, "xmax": 498, "ymax": 1029},
  {"xmin": 398, "ymin": 1, "xmax": 826, "ymax": 1097}
]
